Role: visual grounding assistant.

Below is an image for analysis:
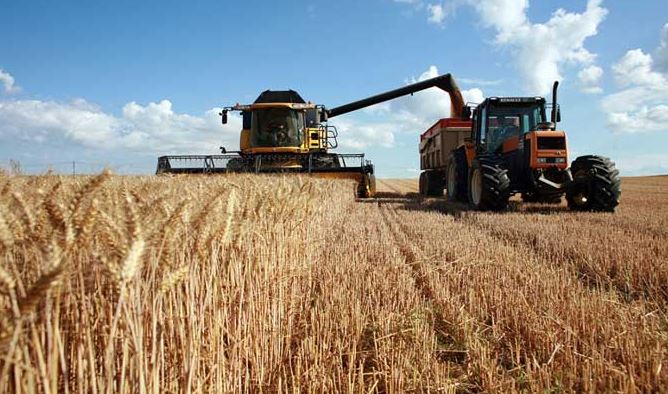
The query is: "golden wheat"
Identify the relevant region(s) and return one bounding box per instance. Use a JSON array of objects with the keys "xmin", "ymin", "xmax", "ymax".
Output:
[{"xmin": 0, "ymin": 173, "xmax": 666, "ymax": 392}]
